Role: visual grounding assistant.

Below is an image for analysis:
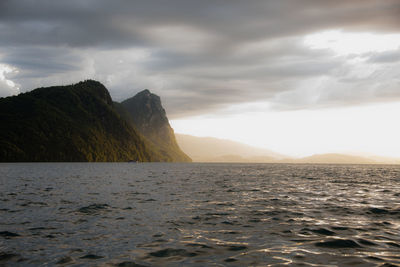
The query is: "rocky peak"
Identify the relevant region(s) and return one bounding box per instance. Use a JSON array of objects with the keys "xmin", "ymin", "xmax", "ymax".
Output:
[
  {"xmin": 121, "ymin": 89, "xmax": 169, "ymax": 137},
  {"xmin": 121, "ymin": 89, "xmax": 191, "ymax": 162}
]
